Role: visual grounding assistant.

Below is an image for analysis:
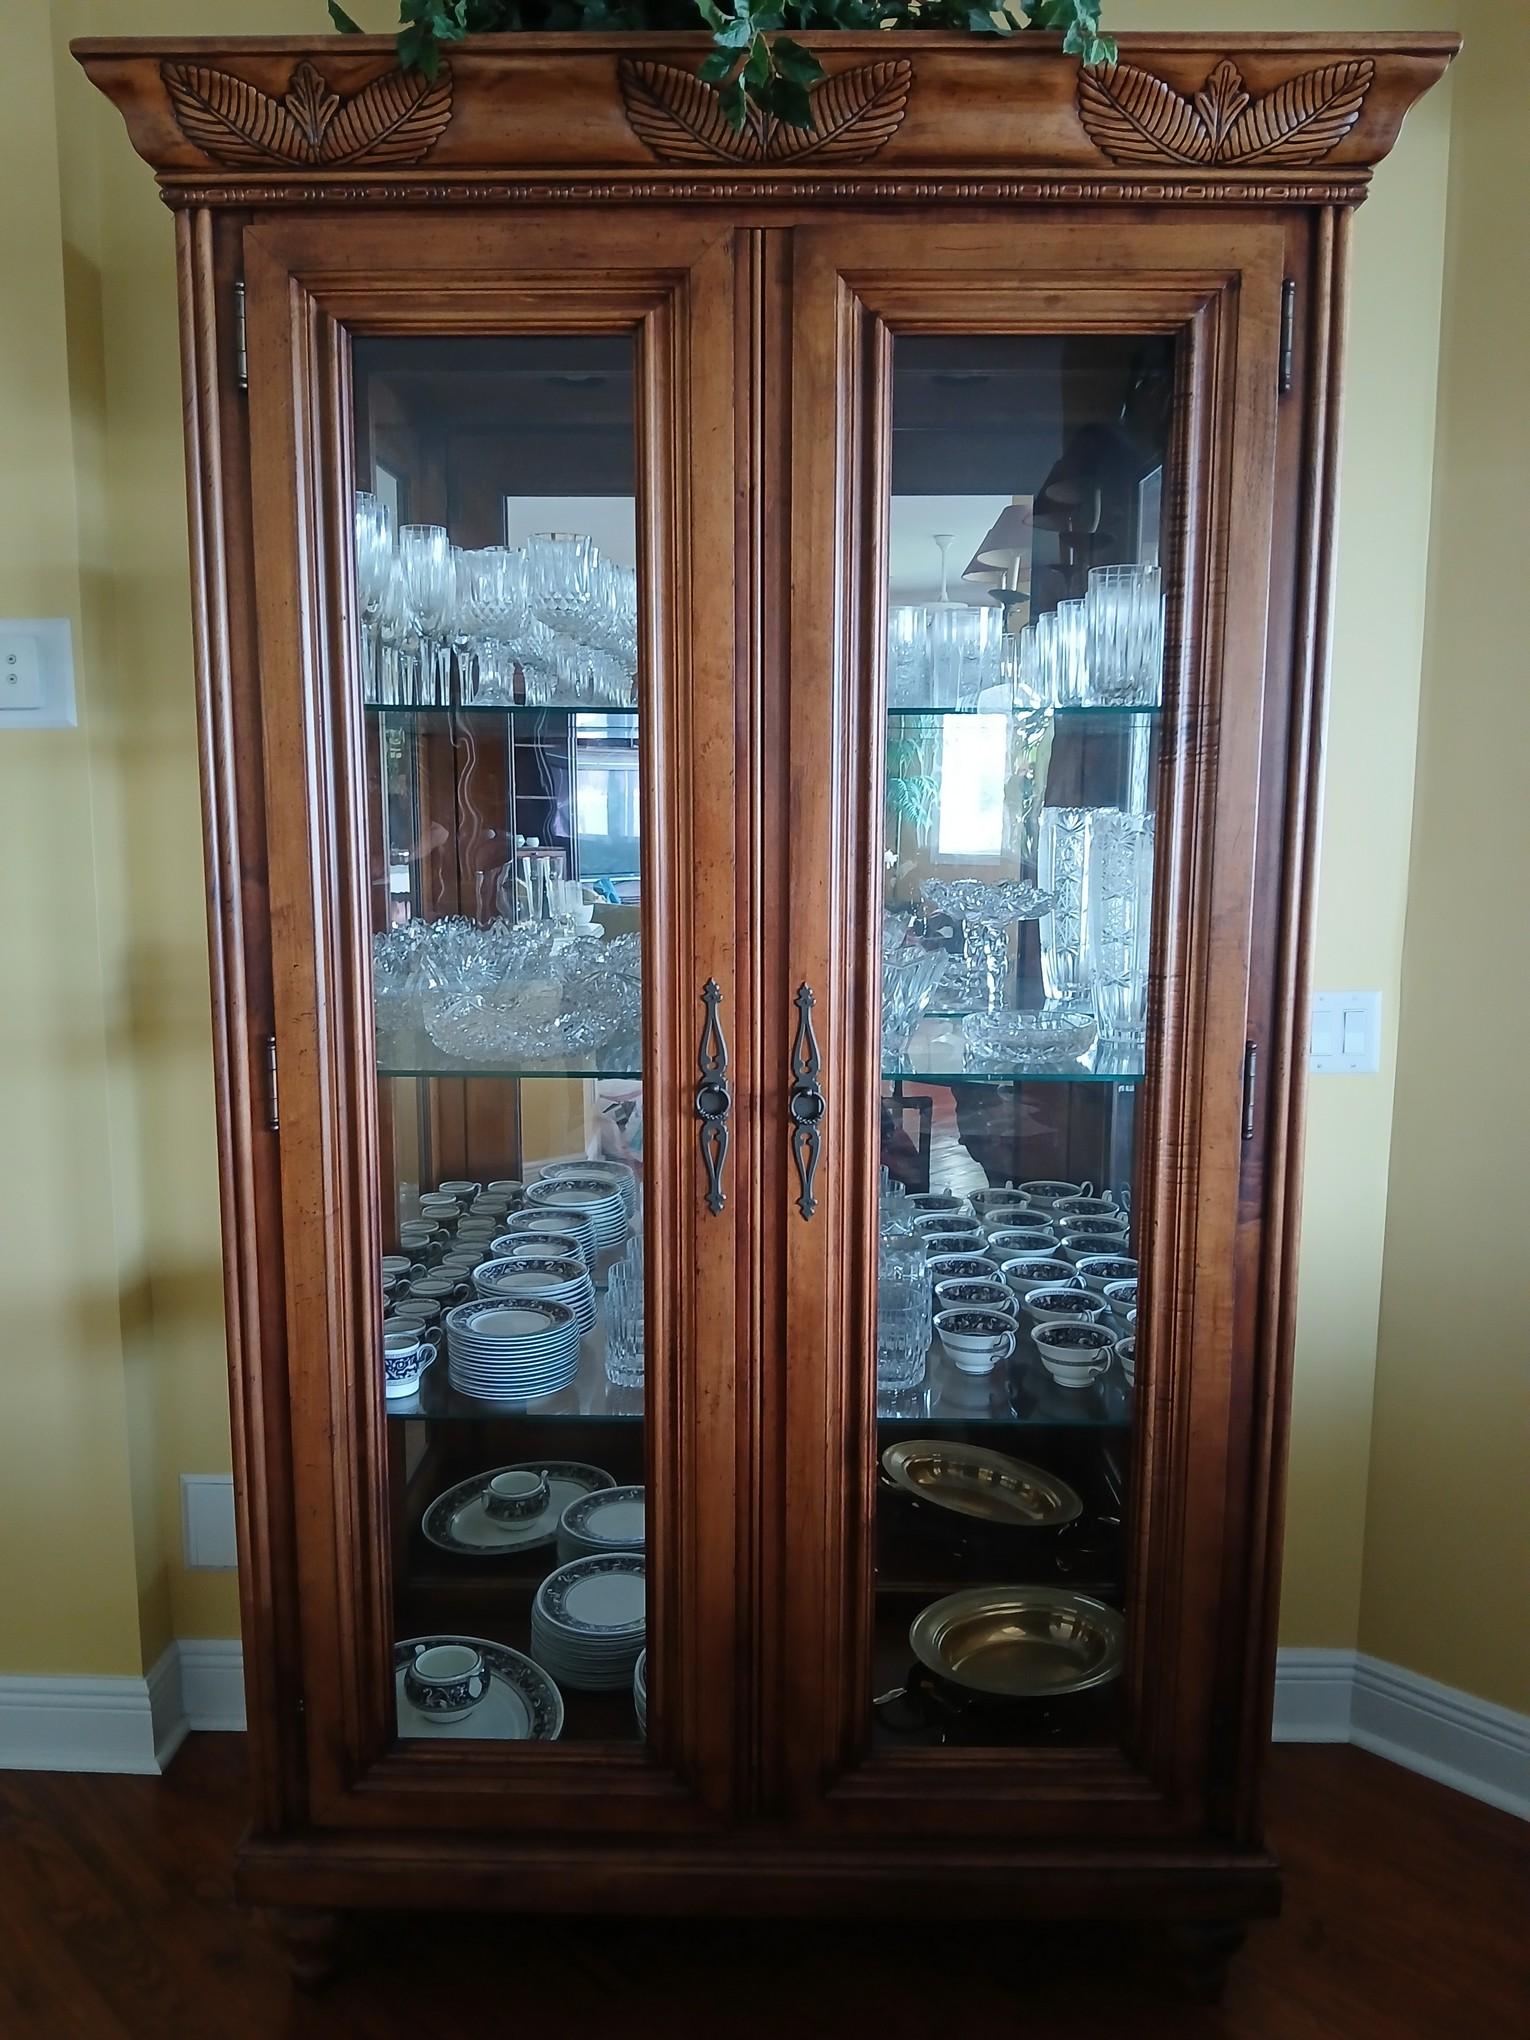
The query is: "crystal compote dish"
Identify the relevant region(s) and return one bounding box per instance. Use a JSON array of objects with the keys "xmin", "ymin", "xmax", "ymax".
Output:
[{"xmin": 920, "ymin": 878, "xmax": 1055, "ymax": 1015}]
